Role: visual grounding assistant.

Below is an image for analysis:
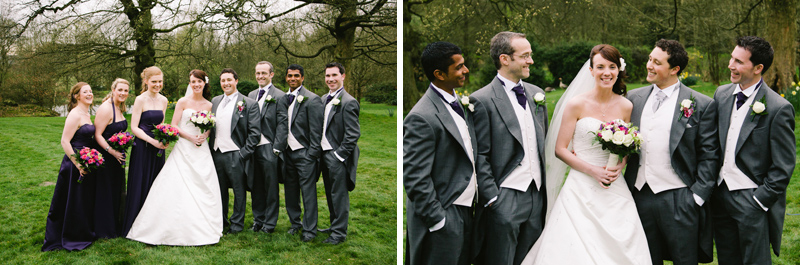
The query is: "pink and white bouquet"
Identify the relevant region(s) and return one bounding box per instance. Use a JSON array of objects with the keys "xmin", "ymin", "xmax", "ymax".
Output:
[
  {"xmin": 71, "ymin": 147, "xmax": 105, "ymax": 183},
  {"xmin": 591, "ymin": 119, "xmax": 642, "ymax": 185},
  {"xmin": 107, "ymin": 132, "xmax": 134, "ymax": 165},
  {"xmin": 189, "ymin": 110, "xmax": 216, "ymax": 133},
  {"xmin": 152, "ymin": 123, "xmax": 180, "ymax": 157}
]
